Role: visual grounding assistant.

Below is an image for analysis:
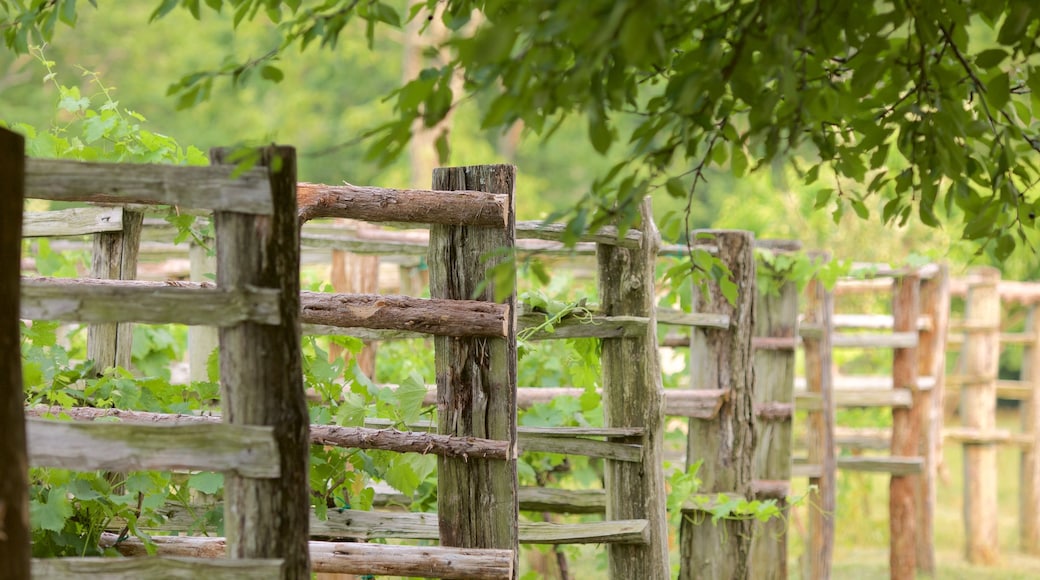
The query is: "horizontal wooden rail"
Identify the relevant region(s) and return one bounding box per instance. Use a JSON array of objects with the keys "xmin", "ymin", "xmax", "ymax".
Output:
[
  {"xmin": 793, "ymin": 456, "xmax": 923, "ymax": 476},
  {"xmin": 110, "ymin": 506, "xmax": 647, "ymax": 545},
  {"xmin": 795, "ymin": 388, "xmax": 912, "ymax": 409},
  {"xmin": 831, "ymin": 313, "xmax": 932, "ymax": 331},
  {"xmin": 794, "ymin": 375, "xmax": 937, "ymax": 391},
  {"xmin": 297, "ymin": 182, "xmax": 508, "ymax": 227},
  {"xmin": 95, "ymin": 534, "xmax": 513, "ymax": 580},
  {"xmin": 301, "ymin": 291, "xmax": 509, "ymax": 338},
  {"xmin": 23, "ymin": 207, "xmax": 124, "ymax": 238},
  {"xmin": 656, "ymin": 308, "xmax": 730, "ymax": 328},
  {"xmin": 946, "ymin": 332, "xmax": 1034, "ymax": 346},
  {"xmin": 950, "ymin": 278, "xmax": 1040, "ymax": 304},
  {"xmin": 799, "ymin": 326, "xmax": 918, "ymax": 348},
  {"xmin": 513, "ymin": 387, "xmax": 727, "ymax": 419},
  {"xmin": 31, "ymin": 557, "xmax": 283, "ymax": 579},
  {"xmin": 26, "ymin": 406, "xmax": 511, "ymax": 460},
  {"xmin": 21, "ymin": 278, "xmax": 280, "ymax": 326},
  {"xmin": 26, "ymin": 419, "xmax": 279, "ymax": 477},
  {"xmin": 362, "ymin": 418, "xmax": 642, "ymax": 461},
  {"xmin": 26, "ymin": 158, "xmax": 273, "ymax": 214}
]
